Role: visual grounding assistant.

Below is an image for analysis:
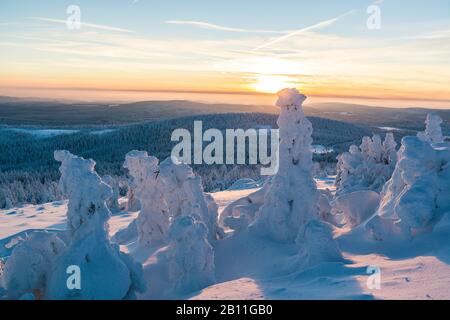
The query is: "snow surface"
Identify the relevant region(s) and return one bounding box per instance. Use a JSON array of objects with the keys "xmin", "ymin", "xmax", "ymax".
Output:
[{"xmin": 2, "ymin": 177, "xmax": 450, "ymax": 299}]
